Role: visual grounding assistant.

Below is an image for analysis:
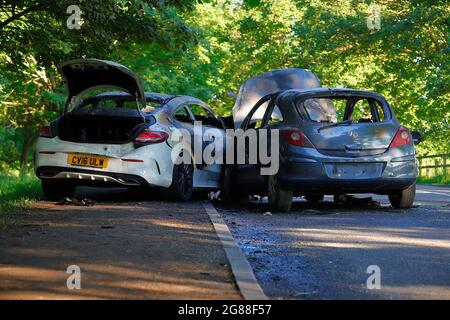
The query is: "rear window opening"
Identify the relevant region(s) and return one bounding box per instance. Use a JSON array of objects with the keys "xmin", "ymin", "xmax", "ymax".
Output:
[
  {"xmin": 67, "ymin": 87, "xmax": 165, "ymax": 114},
  {"xmin": 298, "ymin": 97, "xmax": 387, "ymax": 123},
  {"xmin": 74, "ymin": 95, "xmax": 163, "ymax": 114}
]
